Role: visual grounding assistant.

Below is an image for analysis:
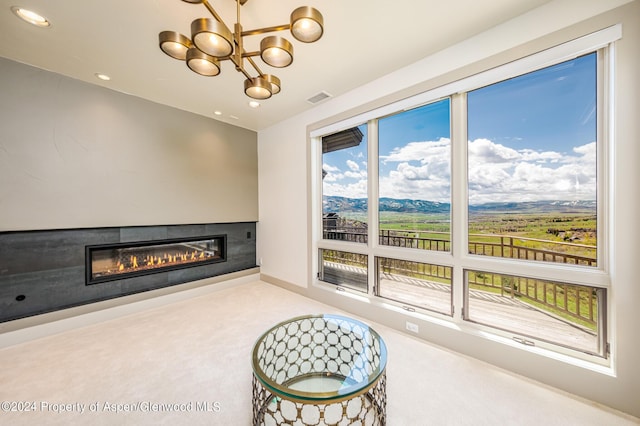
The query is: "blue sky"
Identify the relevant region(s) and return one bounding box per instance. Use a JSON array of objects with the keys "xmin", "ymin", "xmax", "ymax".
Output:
[
  {"xmin": 323, "ymin": 53, "xmax": 597, "ymax": 205},
  {"xmin": 468, "ymin": 53, "xmax": 596, "ymax": 151}
]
